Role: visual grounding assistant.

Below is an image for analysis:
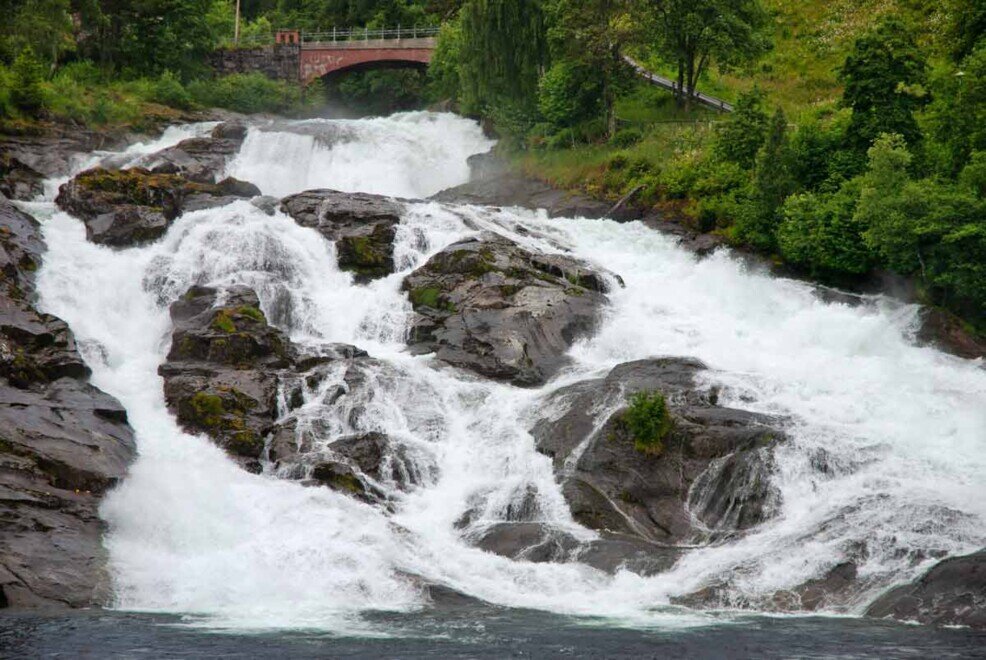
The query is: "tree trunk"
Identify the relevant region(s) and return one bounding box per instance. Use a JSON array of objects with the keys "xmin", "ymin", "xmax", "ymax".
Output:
[
  {"xmin": 685, "ymin": 53, "xmax": 696, "ymax": 112},
  {"xmin": 676, "ymin": 60, "xmax": 686, "ymax": 108}
]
